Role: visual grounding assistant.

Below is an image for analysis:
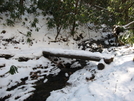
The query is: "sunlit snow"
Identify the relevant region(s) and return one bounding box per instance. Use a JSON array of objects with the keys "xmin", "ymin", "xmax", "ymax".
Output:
[{"xmin": 0, "ymin": 14, "xmax": 134, "ymax": 101}]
